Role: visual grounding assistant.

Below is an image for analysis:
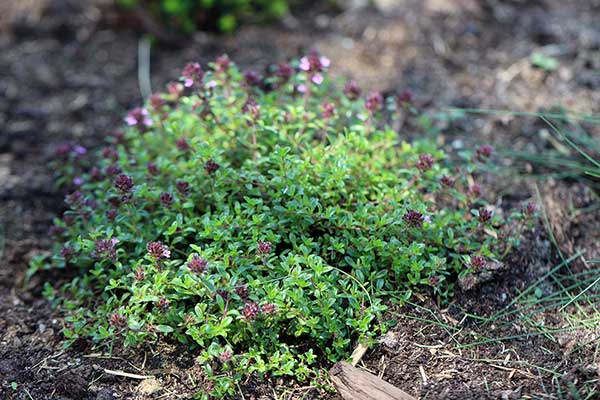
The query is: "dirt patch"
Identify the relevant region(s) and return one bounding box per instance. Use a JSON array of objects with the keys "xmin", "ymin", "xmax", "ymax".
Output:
[
  {"xmin": 541, "ymin": 181, "xmax": 600, "ymax": 271},
  {"xmin": 359, "ymin": 229, "xmax": 599, "ymax": 399},
  {"xmin": 1, "ymin": 0, "xmax": 599, "ymax": 399}
]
